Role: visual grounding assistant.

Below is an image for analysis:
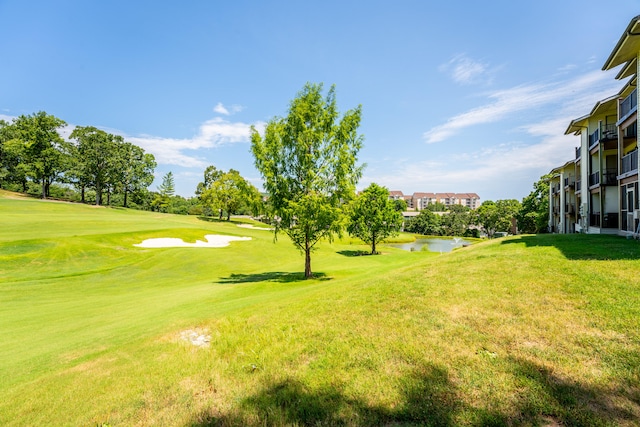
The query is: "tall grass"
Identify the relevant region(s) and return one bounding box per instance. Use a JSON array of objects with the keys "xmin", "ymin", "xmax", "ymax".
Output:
[{"xmin": 1, "ymin": 193, "xmax": 639, "ymax": 426}]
